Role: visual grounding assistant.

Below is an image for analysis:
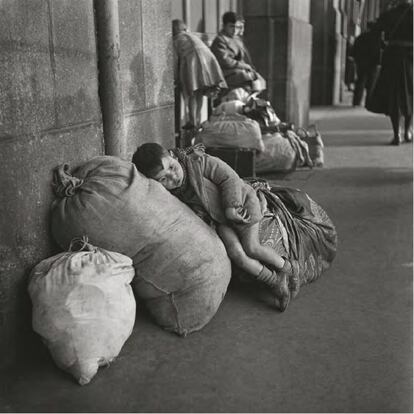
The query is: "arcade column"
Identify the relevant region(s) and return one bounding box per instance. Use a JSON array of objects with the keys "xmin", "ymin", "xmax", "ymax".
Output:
[{"xmin": 242, "ymin": 0, "xmax": 312, "ymax": 127}]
